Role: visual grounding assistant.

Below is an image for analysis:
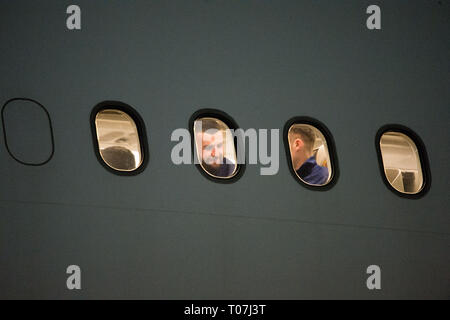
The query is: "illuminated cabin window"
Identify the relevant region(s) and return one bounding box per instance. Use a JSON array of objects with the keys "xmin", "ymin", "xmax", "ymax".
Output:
[
  {"xmin": 193, "ymin": 117, "xmax": 238, "ymax": 179},
  {"xmin": 379, "ymin": 131, "xmax": 424, "ymax": 194},
  {"xmin": 287, "ymin": 123, "xmax": 333, "ymax": 186},
  {"xmin": 94, "ymin": 109, "xmax": 143, "ymax": 172}
]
